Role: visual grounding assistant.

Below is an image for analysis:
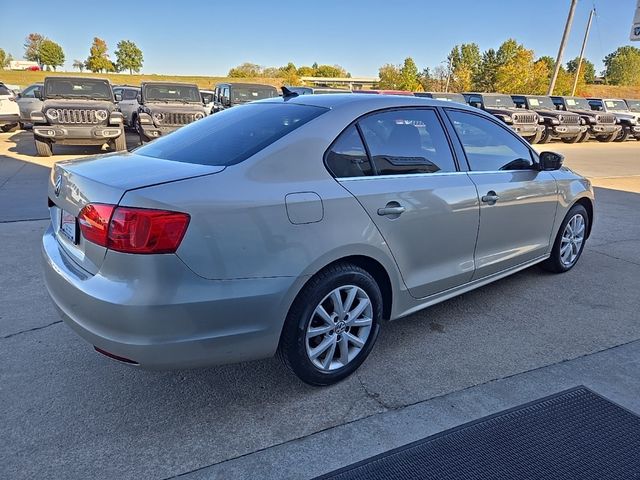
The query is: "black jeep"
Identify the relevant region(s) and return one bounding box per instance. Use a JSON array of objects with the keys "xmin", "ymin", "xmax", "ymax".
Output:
[
  {"xmin": 135, "ymin": 82, "xmax": 207, "ymax": 143},
  {"xmin": 31, "ymin": 76, "xmax": 125, "ymax": 157},
  {"xmin": 212, "ymin": 83, "xmax": 278, "ymax": 113},
  {"xmin": 511, "ymin": 95, "xmax": 587, "ymax": 144},
  {"xmin": 463, "ymin": 92, "xmax": 544, "ymax": 143},
  {"xmin": 550, "ymin": 96, "xmax": 621, "ymax": 142}
]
